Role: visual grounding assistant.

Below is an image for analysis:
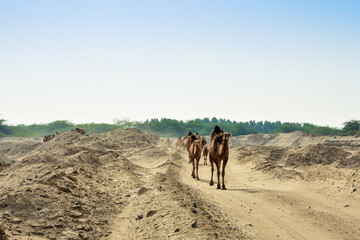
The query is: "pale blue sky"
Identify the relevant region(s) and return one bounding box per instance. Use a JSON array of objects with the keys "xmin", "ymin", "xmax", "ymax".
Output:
[{"xmin": 0, "ymin": 0, "xmax": 359, "ymax": 127}]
